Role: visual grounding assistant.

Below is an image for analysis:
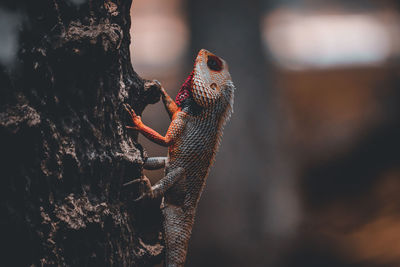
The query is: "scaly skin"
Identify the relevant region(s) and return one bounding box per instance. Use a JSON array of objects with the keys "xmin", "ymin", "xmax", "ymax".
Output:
[{"xmin": 125, "ymin": 49, "xmax": 235, "ymax": 266}]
